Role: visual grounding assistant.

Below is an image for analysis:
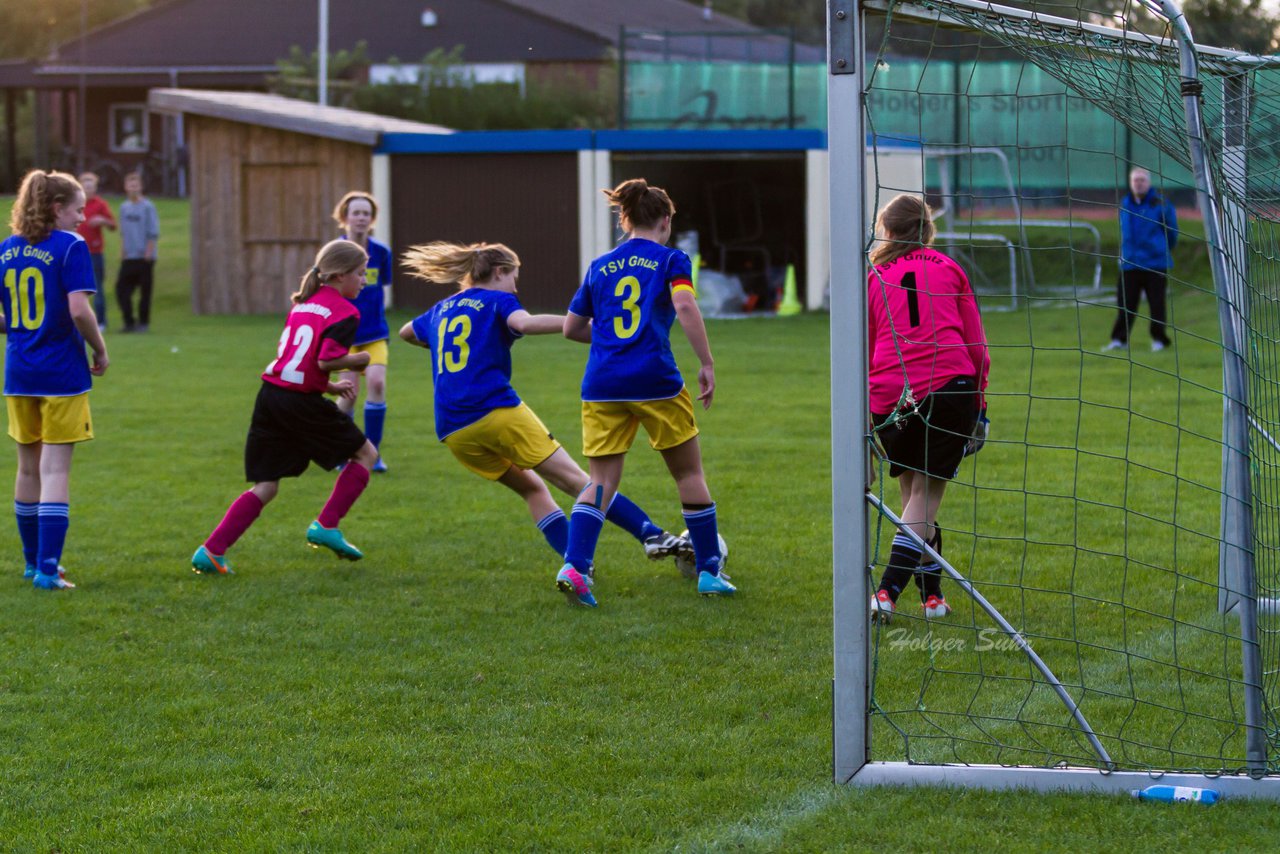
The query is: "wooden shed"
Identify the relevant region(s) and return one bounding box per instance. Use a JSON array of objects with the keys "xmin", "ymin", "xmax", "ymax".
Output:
[{"xmin": 148, "ymin": 89, "xmax": 449, "ymax": 314}]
